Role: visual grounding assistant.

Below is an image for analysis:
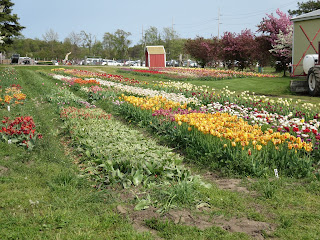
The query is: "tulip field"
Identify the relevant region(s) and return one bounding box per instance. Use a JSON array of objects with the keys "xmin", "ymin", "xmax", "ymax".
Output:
[
  {"xmin": 48, "ymin": 67, "xmax": 320, "ymax": 178},
  {"xmin": 120, "ymin": 67, "xmax": 278, "ymax": 80},
  {"xmin": 1, "ymin": 66, "xmax": 320, "ymax": 239}
]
